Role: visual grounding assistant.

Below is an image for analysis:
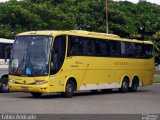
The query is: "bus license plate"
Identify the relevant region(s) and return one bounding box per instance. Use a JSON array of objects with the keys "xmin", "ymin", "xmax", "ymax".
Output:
[{"xmin": 22, "ymin": 86, "xmax": 28, "ymax": 90}]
